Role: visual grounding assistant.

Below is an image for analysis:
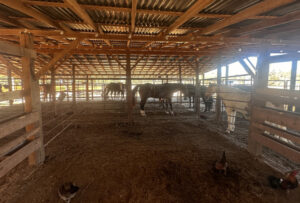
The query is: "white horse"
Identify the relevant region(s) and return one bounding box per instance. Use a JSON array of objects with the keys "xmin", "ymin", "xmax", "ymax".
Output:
[{"xmin": 205, "ymin": 84, "xmax": 250, "ymax": 133}]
